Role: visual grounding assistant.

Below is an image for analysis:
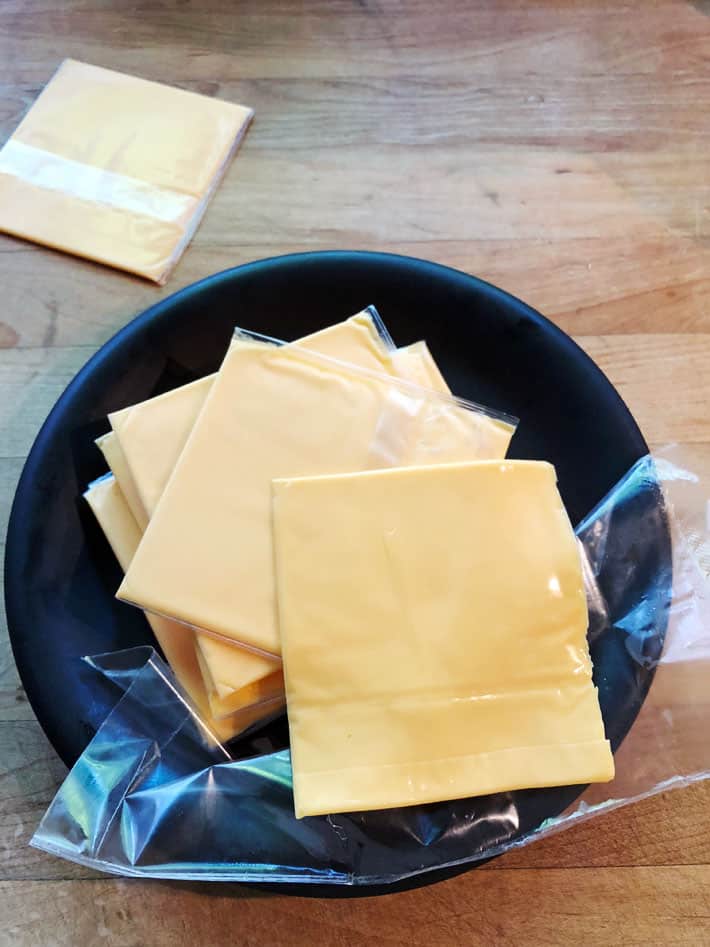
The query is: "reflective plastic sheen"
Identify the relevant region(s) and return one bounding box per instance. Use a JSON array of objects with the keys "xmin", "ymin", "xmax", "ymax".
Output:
[{"xmin": 31, "ymin": 449, "xmax": 710, "ymax": 885}]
